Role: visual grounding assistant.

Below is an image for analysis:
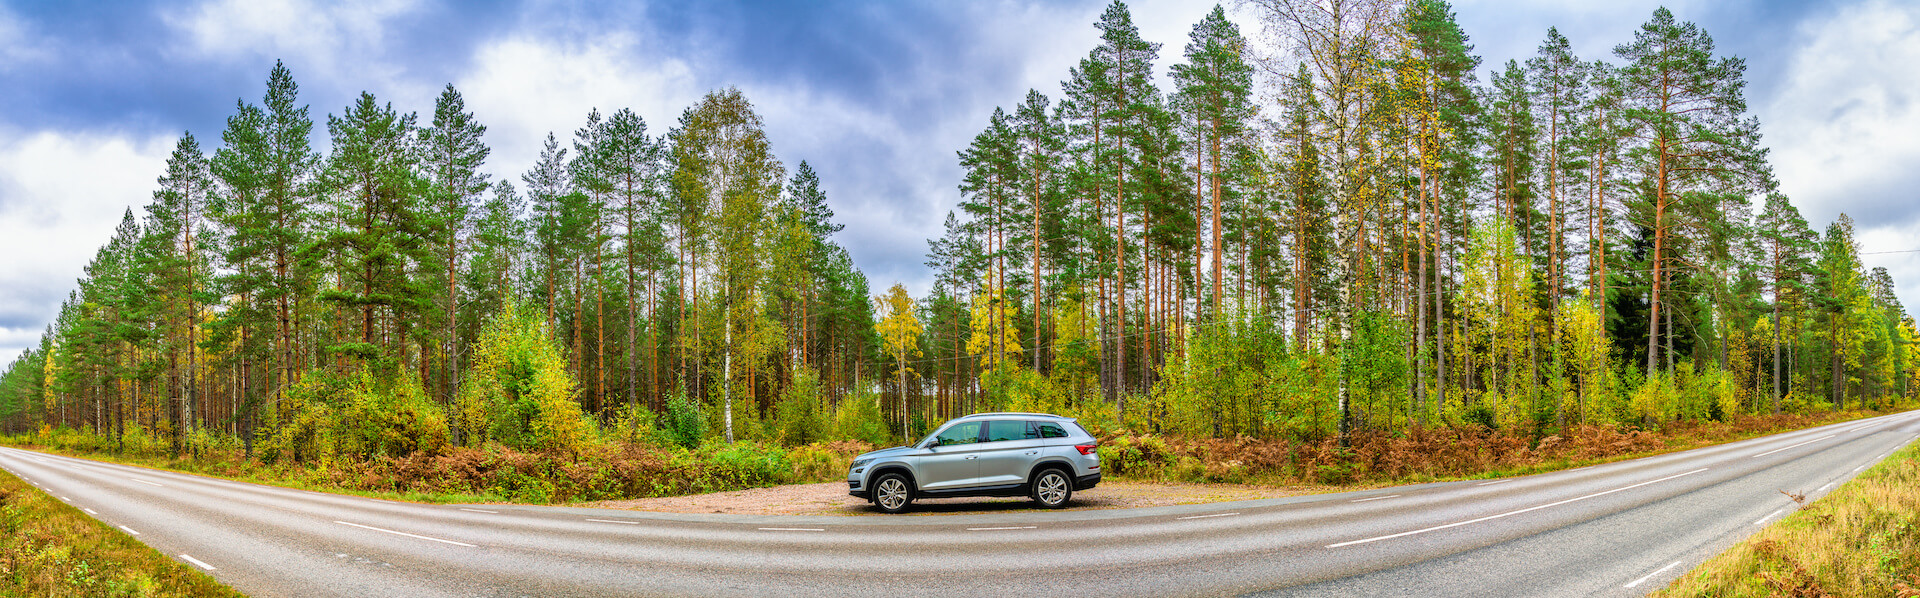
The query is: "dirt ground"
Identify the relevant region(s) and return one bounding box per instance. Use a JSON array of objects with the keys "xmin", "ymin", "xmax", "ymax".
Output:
[{"xmin": 581, "ymin": 480, "xmax": 1338, "ymax": 516}]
